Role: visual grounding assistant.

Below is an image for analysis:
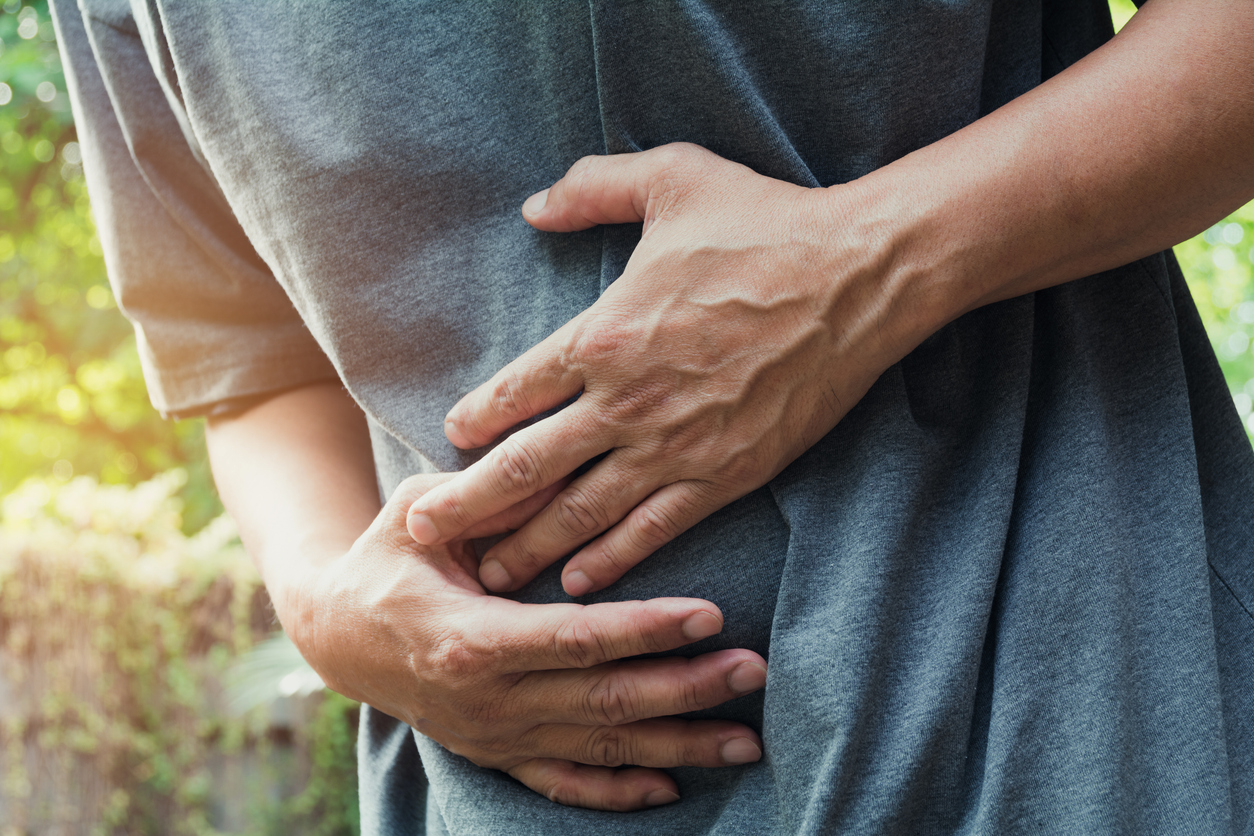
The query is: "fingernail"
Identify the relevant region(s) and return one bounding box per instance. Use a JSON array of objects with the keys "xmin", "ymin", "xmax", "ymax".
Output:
[
  {"xmin": 444, "ymin": 419, "xmax": 465, "ymax": 446},
  {"xmin": 522, "ymin": 188, "xmax": 549, "ymax": 216},
  {"xmin": 727, "ymin": 662, "xmax": 767, "ymax": 694},
  {"xmin": 720, "ymin": 738, "xmax": 762, "ymax": 766},
  {"xmin": 407, "ymin": 512, "xmax": 439, "ymax": 545},
  {"xmin": 644, "ymin": 789, "xmax": 680, "ymax": 807},
  {"xmin": 681, "ymin": 611, "xmax": 722, "ymax": 641},
  {"xmin": 563, "ymin": 570, "xmax": 593, "ymax": 598},
  {"xmin": 479, "ymin": 559, "xmax": 512, "ymax": 592}
]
